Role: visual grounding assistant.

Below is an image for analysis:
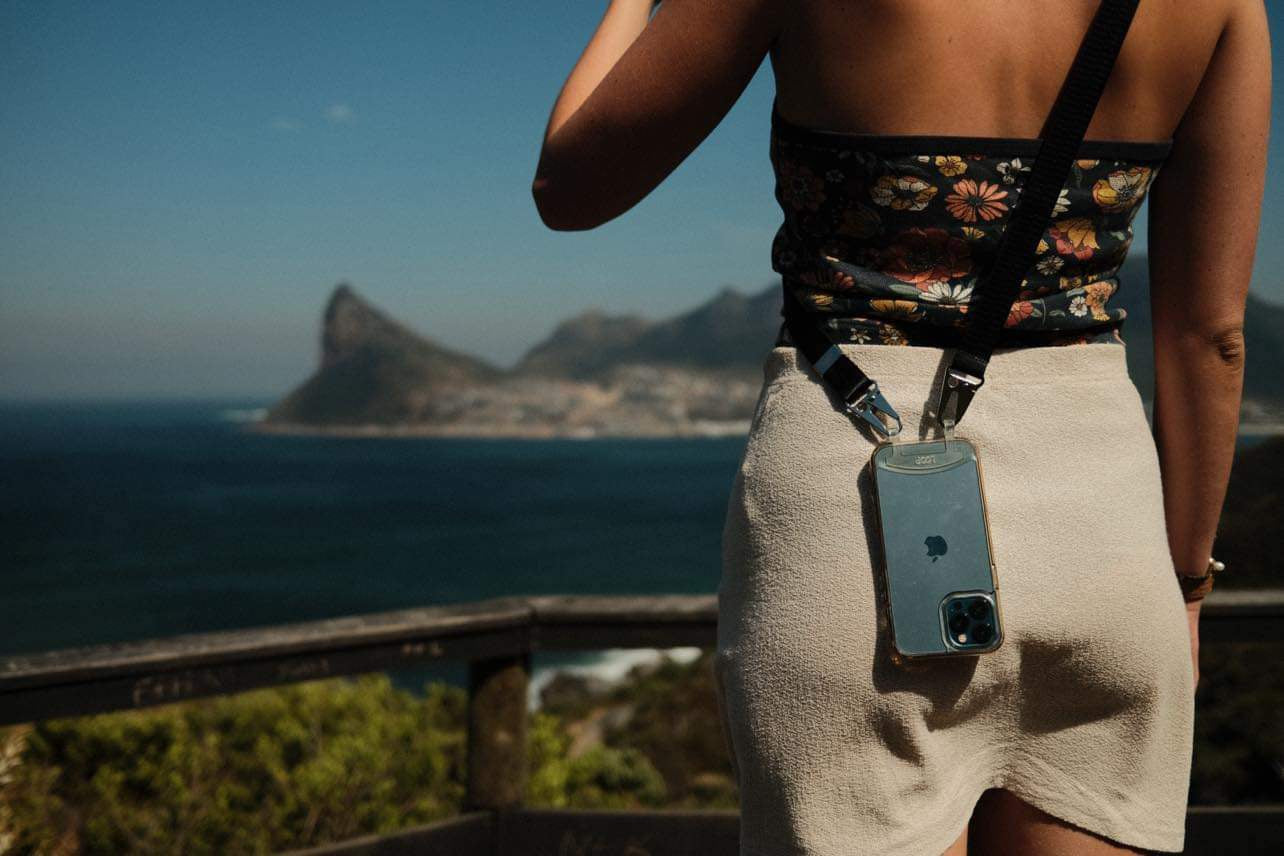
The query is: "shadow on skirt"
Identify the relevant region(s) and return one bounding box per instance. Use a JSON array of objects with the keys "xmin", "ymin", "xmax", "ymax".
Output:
[{"xmin": 713, "ymin": 342, "xmax": 1194, "ymax": 856}]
